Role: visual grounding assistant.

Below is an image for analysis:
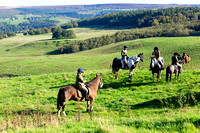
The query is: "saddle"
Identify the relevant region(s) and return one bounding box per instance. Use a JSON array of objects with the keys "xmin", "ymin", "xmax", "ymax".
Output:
[
  {"xmin": 76, "ymin": 86, "xmax": 91, "ymax": 98},
  {"xmin": 173, "ymin": 65, "xmax": 179, "ymax": 72},
  {"xmin": 117, "ymin": 58, "xmax": 129, "ymax": 69}
]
